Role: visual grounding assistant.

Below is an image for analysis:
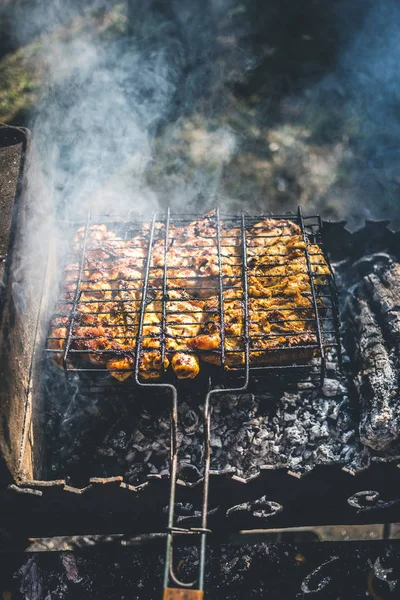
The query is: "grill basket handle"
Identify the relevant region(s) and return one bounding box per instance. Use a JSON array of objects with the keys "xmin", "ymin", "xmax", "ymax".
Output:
[{"xmin": 163, "ymin": 589, "xmax": 204, "ymax": 599}]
